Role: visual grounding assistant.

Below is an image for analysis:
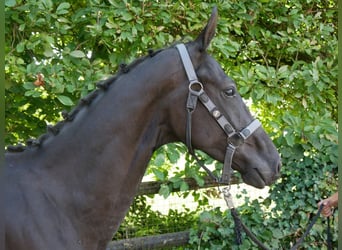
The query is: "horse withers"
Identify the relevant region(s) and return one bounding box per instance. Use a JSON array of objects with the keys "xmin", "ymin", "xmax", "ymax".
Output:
[{"xmin": 5, "ymin": 7, "xmax": 281, "ymax": 250}]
